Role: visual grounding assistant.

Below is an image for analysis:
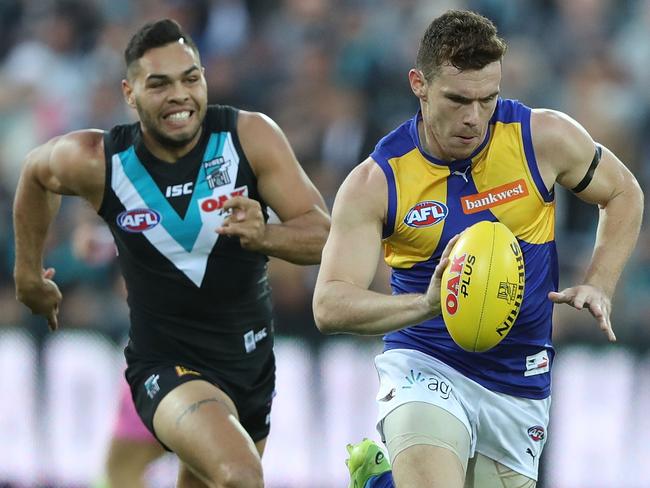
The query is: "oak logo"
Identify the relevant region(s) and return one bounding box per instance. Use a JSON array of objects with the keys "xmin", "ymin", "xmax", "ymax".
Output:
[
  {"xmin": 199, "ymin": 186, "xmax": 248, "ymax": 213},
  {"xmin": 461, "ymin": 179, "xmax": 528, "ymax": 214},
  {"xmin": 445, "ymin": 253, "xmax": 469, "ymax": 315}
]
